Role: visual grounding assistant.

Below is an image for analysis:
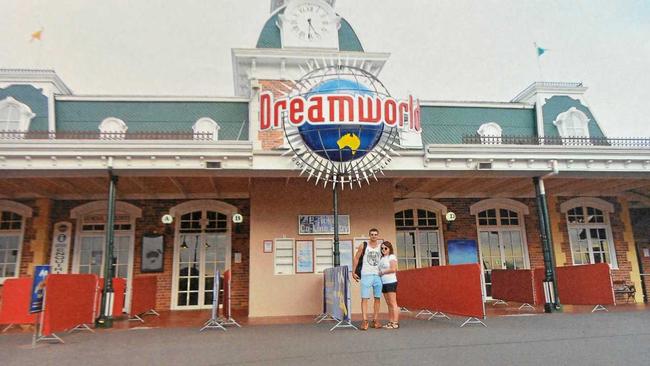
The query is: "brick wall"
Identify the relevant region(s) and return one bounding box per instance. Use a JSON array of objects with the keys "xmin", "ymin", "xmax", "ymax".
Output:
[
  {"xmin": 257, "ymin": 79, "xmax": 296, "ymax": 150},
  {"xmin": 47, "ymin": 198, "xmax": 250, "ymax": 311},
  {"xmin": 552, "ymin": 197, "xmax": 638, "ymax": 302}
]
